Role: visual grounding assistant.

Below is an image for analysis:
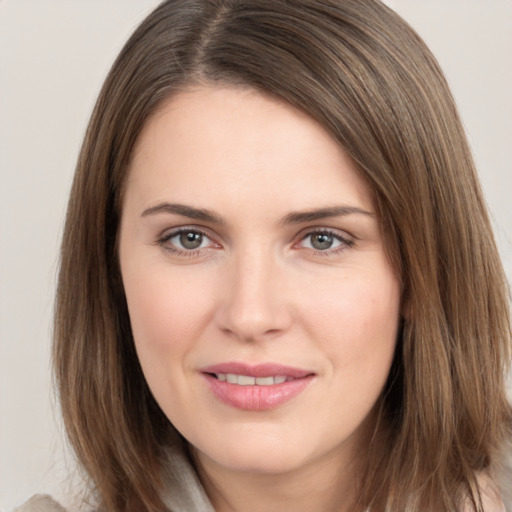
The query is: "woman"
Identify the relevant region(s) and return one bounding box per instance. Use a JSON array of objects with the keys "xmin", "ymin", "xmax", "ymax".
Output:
[{"xmin": 22, "ymin": 0, "xmax": 512, "ymax": 510}]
